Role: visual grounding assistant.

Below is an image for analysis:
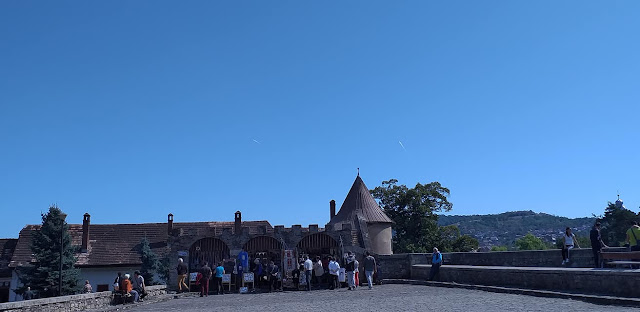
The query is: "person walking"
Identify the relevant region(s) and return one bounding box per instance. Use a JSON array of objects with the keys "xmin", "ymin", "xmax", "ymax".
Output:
[
  {"xmin": 363, "ymin": 251, "xmax": 377, "ymax": 289},
  {"xmin": 176, "ymin": 258, "xmax": 189, "ymax": 293},
  {"xmin": 590, "ymin": 222, "xmax": 608, "ymax": 268},
  {"xmin": 428, "ymin": 247, "xmax": 442, "ymax": 281},
  {"xmin": 214, "ymin": 262, "xmax": 225, "ymax": 295},
  {"xmin": 303, "ymin": 256, "xmax": 313, "ymax": 291},
  {"xmin": 345, "ymin": 252, "xmax": 356, "ymax": 290},
  {"xmin": 562, "ymin": 227, "xmax": 580, "ymax": 265},
  {"xmin": 328, "ymin": 256, "xmax": 340, "ymax": 290},
  {"xmin": 200, "ymin": 262, "xmax": 212, "ymax": 297}
]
